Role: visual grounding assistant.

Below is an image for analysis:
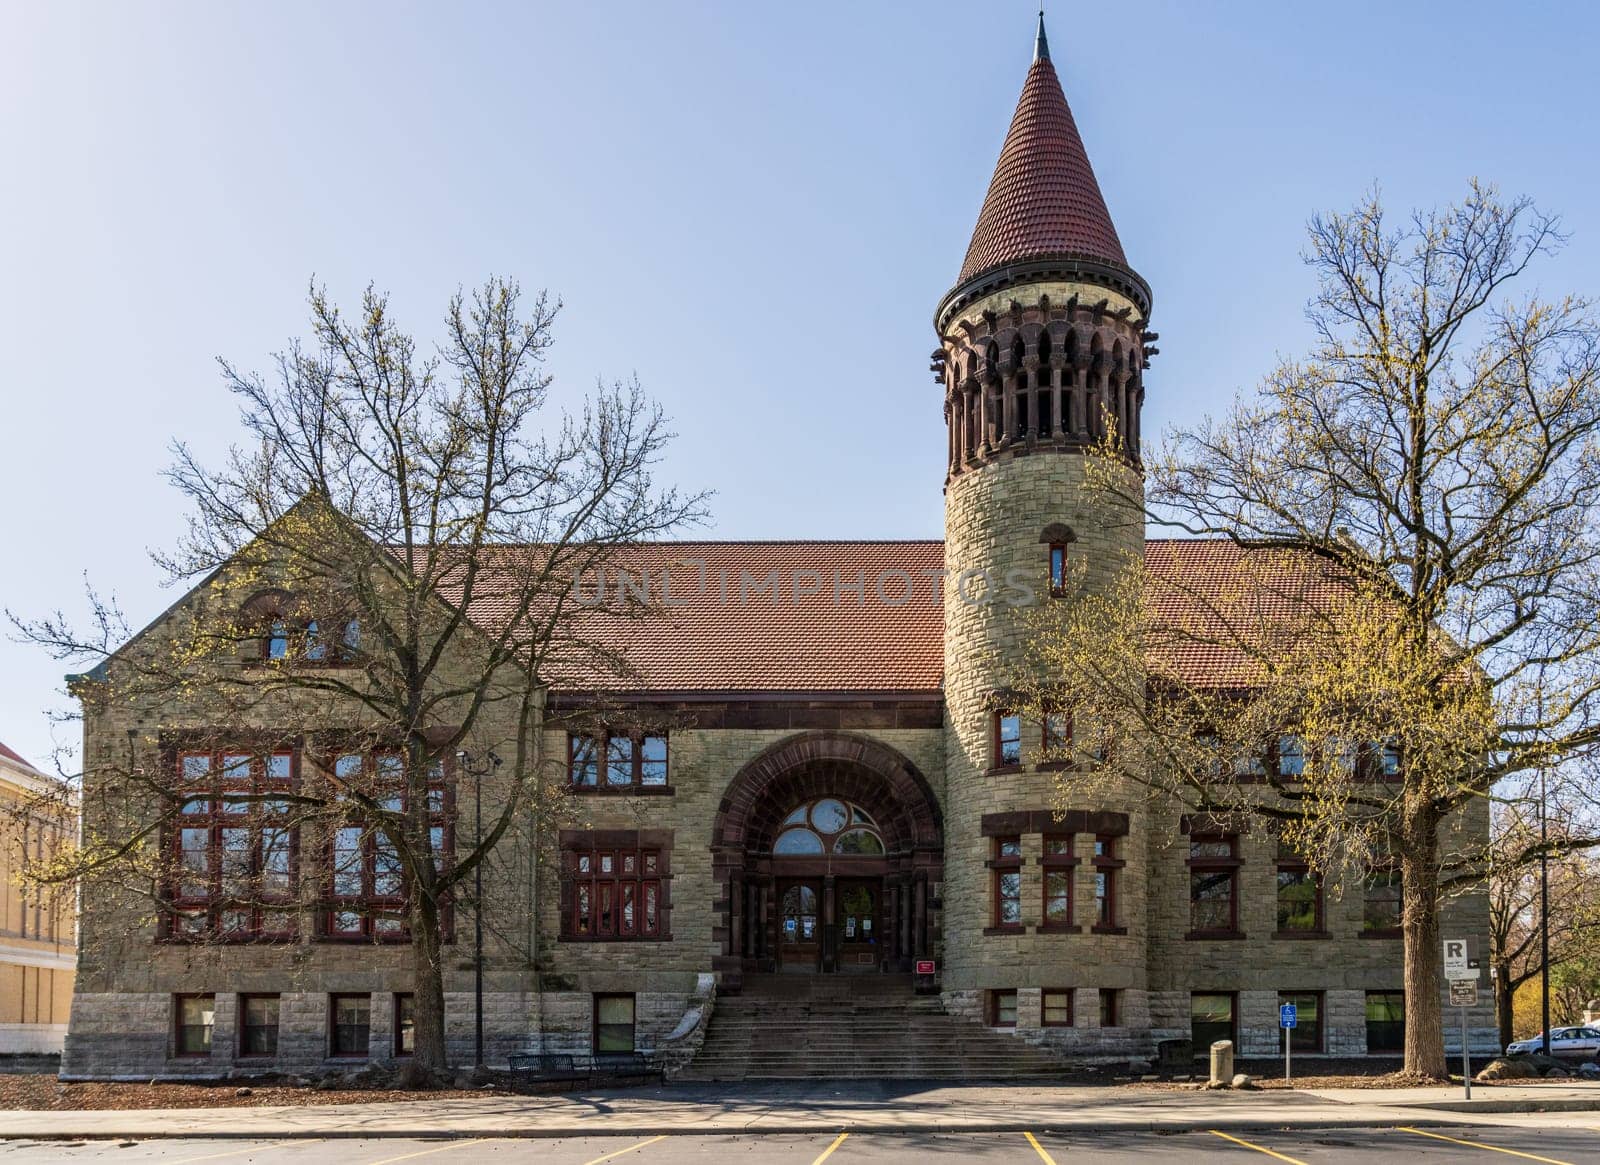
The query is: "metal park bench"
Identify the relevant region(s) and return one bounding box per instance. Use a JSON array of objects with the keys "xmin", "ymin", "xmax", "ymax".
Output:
[
  {"xmin": 587, "ymin": 1051, "xmax": 659, "ymax": 1081},
  {"xmin": 506, "ymin": 1052, "xmax": 587, "ymax": 1084}
]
